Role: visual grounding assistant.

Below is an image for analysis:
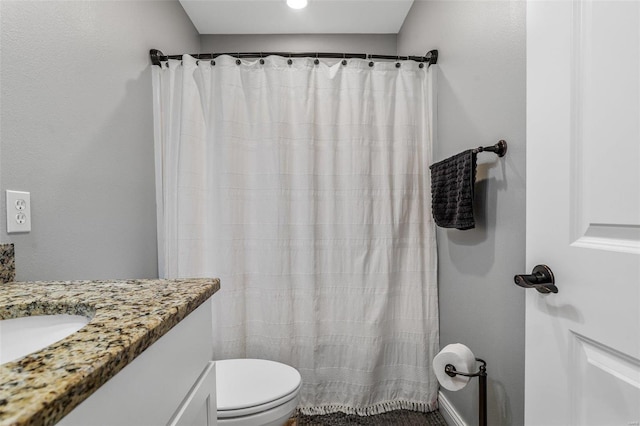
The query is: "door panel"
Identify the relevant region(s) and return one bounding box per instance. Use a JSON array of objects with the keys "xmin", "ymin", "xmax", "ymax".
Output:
[
  {"xmin": 570, "ymin": 1, "xmax": 640, "ymax": 253},
  {"xmin": 571, "ymin": 332, "xmax": 640, "ymax": 425}
]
